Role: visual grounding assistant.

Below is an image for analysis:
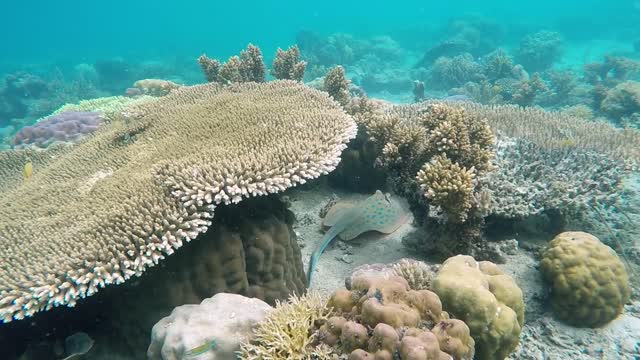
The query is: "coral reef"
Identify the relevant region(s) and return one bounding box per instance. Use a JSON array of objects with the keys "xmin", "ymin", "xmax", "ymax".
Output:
[
  {"xmin": 583, "ymin": 55, "xmax": 640, "ymax": 87},
  {"xmin": 432, "ymin": 255, "xmax": 524, "ymax": 360},
  {"xmin": 12, "ymin": 111, "xmax": 104, "ymax": 149},
  {"xmin": 516, "ymin": 31, "xmax": 563, "ymax": 72},
  {"xmin": 0, "ymin": 80, "xmax": 356, "ymax": 322},
  {"xmin": 271, "ymin": 45, "xmax": 307, "ymax": 82},
  {"xmin": 540, "ymin": 232, "xmax": 631, "ymax": 327},
  {"xmin": 148, "ymin": 293, "xmax": 272, "ymax": 360}
]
